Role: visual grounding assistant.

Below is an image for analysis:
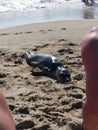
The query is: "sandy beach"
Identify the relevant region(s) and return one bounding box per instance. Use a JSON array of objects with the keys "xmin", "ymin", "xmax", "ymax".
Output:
[{"xmin": 0, "ymin": 20, "xmax": 98, "ymax": 130}]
